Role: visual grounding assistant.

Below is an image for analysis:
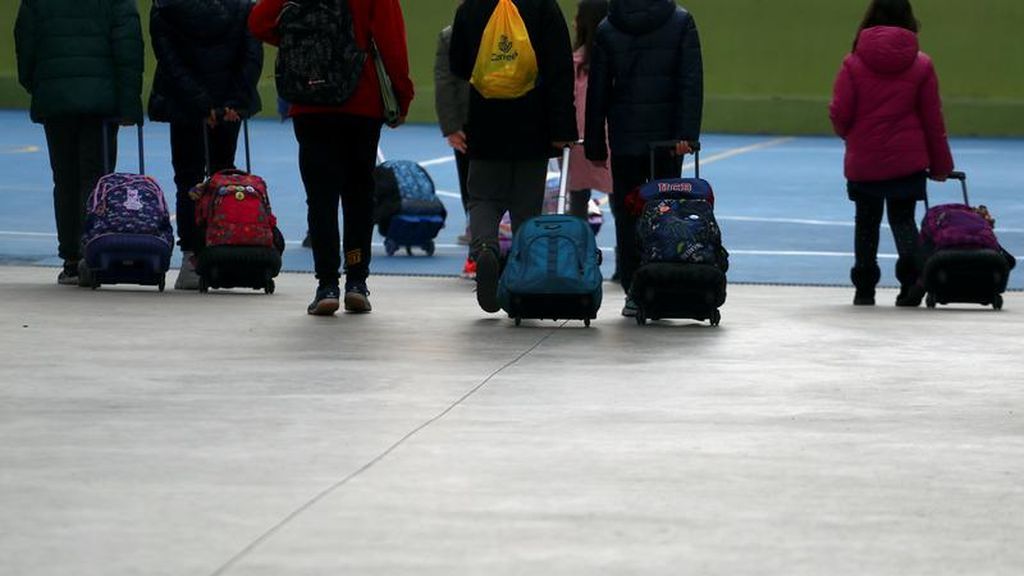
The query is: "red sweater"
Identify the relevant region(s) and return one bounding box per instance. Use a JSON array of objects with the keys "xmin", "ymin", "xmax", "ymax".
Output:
[
  {"xmin": 249, "ymin": 0, "xmax": 414, "ymax": 119},
  {"xmin": 830, "ymin": 26, "xmax": 953, "ymax": 182}
]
